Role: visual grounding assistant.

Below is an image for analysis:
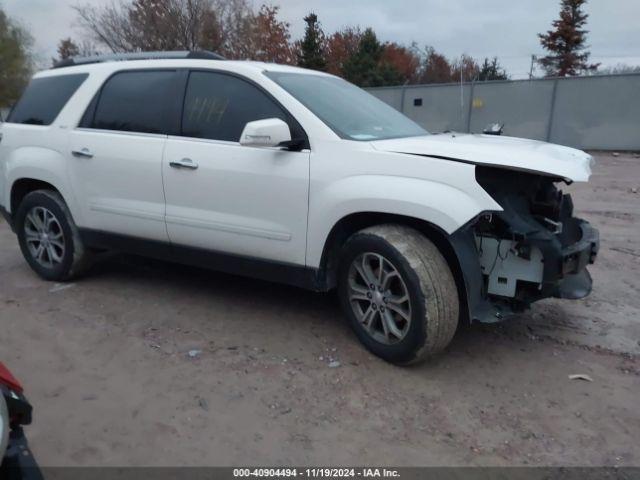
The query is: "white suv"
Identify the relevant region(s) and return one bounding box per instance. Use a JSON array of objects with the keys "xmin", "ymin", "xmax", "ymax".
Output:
[{"xmin": 0, "ymin": 51, "xmax": 599, "ymax": 364}]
